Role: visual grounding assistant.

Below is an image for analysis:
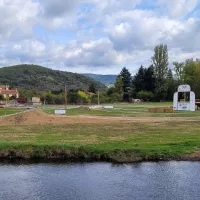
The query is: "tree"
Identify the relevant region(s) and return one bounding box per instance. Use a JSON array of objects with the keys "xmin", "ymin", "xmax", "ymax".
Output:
[
  {"xmin": 173, "ymin": 62, "xmax": 184, "ymax": 84},
  {"xmin": 136, "ymin": 90, "xmax": 154, "ymax": 101},
  {"xmin": 119, "ymin": 67, "xmax": 132, "ymax": 102},
  {"xmin": 152, "ymin": 44, "xmax": 169, "ymax": 100},
  {"xmin": 152, "ymin": 44, "xmax": 169, "ymax": 80},
  {"xmin": 132, "ymin": 65, "xmax": 155, "ymax": 98},
  {"xmin": 109, "ymin": 93, "xmax": 123, "ymax": 102},
  {"xmin": 184, "ymin": 60, "xmax": 200, "ymax": 98},
  {"xmin": 132, "ymin": 66, "xmax": 146, "ymax": 94},
  {"xmin": 166, "ymin": 69, "xmax": 176, "ymax": 100},
  {"xmin": 114, "ymin": 76, "xmax": 123, "ymax": 94},
  {"xmin": 68, "ymin": 92, "xmax": 80, "ymax": 104},
  {"xmin": 88, "ymin": 83, "xmax": 97, "ymax": 93},
  {"xmin": 167, "ymin": 68, "xmax": 173, "ymax": 79},
  {"xmin": 107, "ymin": 87, "xmax": 116, "ymax": 96},
  {"xmin": 77, "ymin": 91, "xmax": 90, "ymax": 104},
  {"xmin": 144, "ymin": 65, "xmax": 155, "ymax": 92}
]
